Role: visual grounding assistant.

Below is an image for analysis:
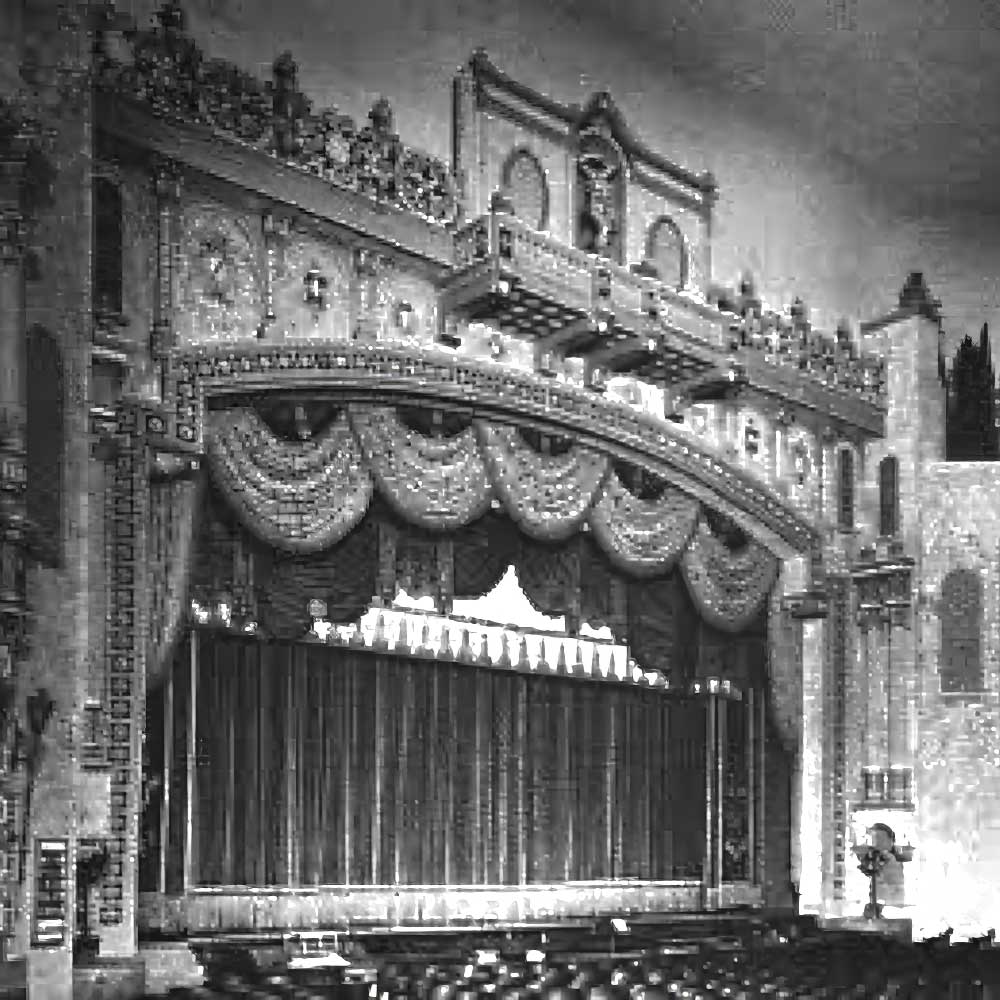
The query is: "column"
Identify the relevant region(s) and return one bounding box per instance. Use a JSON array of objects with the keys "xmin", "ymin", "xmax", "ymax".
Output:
[
  {"xmin": 0, "ymin": 157, "xmax": 26, "ymax": 431},
  {"xmin": 152, "ymin": 161, "xmax": 181, "ymax": 401},
  {"xmin": 99, "ymin": 403, "xmax": 150, "ymax": 958},
  {"xmin": 798, "ymin": 616, "xmax": 826, "ymax": 913}
]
